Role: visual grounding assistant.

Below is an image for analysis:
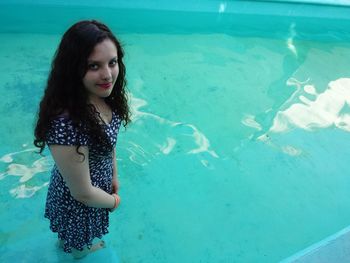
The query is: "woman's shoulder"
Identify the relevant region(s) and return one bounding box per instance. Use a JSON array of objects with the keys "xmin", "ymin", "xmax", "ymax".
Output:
[
  {"xmin": 47, "ymin": 111, "xmax": 89, "ymax": 146},
  {"xmin": 49, "ymin": 111, "xmax": 75, "ymax": 130}
]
